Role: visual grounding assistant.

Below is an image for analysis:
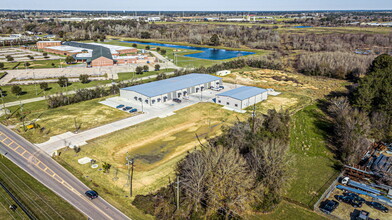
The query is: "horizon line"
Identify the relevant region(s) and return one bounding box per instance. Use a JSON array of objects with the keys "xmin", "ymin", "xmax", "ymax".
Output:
[{"xmin": 1, "ymin": 9, "xmax": 392, "ymax": 12}]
